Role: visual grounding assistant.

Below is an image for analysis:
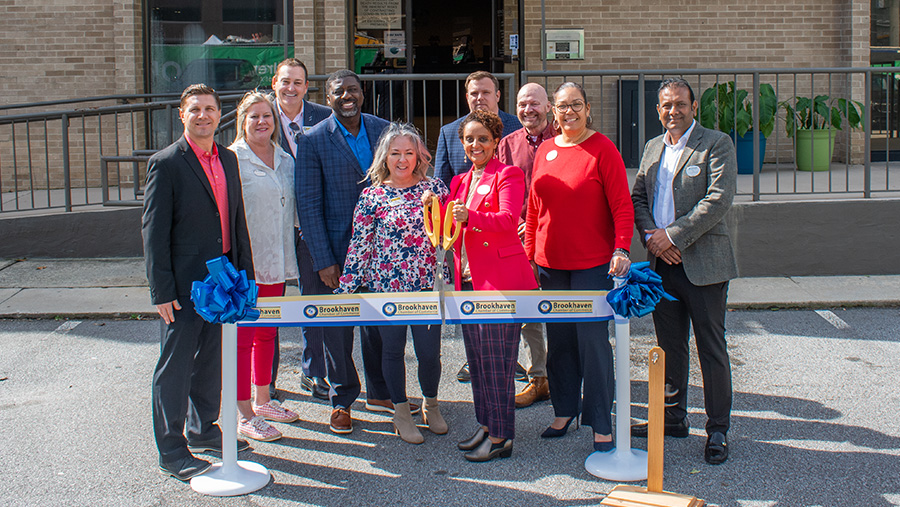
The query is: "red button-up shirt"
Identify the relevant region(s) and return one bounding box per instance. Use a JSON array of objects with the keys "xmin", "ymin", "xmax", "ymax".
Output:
[
  {"xmin": 496, "ymin": 122, "xmax": 557, "ymax": 220},
  {"xmin": 186, "ymin": 136, "xmax": 231, "ymax": 254}
]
